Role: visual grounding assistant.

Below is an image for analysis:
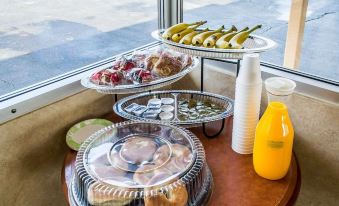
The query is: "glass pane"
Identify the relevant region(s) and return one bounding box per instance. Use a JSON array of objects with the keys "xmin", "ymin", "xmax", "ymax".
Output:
[
  {"xmin": 183, "ymin": 0, "xmax": 339, "ymax": 82},
  {"xmin": 300, "ymin": 0, "xmax": 338, "ymax": 81},
  {"xmin": 0, "ymin": 0, "xmax": 157, "ymax": 96}
]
